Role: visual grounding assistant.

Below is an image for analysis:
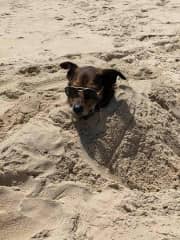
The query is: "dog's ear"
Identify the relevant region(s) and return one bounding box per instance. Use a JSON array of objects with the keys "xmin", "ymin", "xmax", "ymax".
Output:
[
  {"xmin": 101, "ymin": 69, "xmax": 126, "ymax": 87},
  {"xmin": 94, "ymin": 69, "xmax": 126, "ymax": 108},
  {"xmin": 60, "ymin": 61, "xmax": 78, "ymax": 81},
  {"xmin": 60, "ymin": 61, "xmax": 77, "ymax": 70}
]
